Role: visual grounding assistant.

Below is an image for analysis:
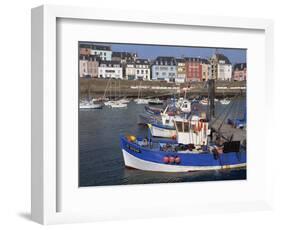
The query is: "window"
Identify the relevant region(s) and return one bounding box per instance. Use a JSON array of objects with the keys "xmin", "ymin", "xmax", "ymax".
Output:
[
  {"xmin": 141, "ymin": 70, "xmax": 144, "ymax": 74},
  {"xmin": 175, "ymin": 121, "xmax": 183, "ymax": 132},
  {"xmin": 137, "ymin": 70, "xmax": 140, "ymax": 74}
]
